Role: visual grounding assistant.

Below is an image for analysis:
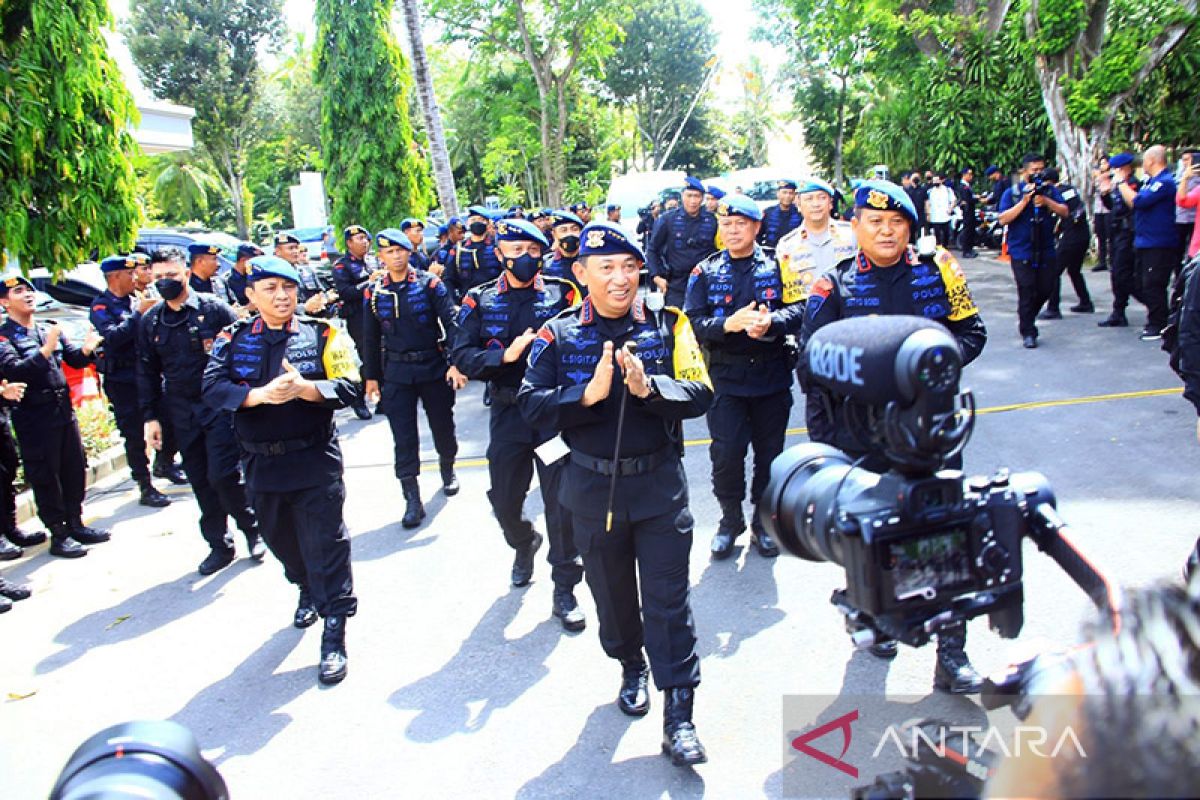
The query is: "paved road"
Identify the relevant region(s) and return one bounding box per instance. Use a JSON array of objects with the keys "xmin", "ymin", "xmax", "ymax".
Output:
[{"xmin": 3, "ymin": 254, "xmax": 1195, "ymax": 798}]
